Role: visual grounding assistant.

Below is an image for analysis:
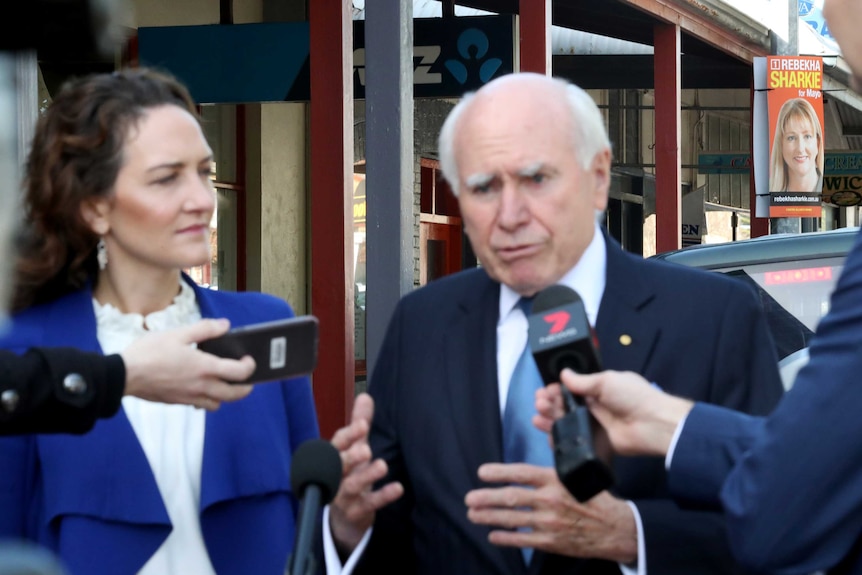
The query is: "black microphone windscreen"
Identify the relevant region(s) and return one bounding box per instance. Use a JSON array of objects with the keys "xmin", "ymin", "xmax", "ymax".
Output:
[
  {"xmin": 528, "ymin": 284, "xmax": 601, "ymax": 382},
  {"xmin": 290, "ymin": 438, "xmax": 342, "ymax": 505},
  {"xmin": 532, "ymin": 284, "xmax": 581, "ymax": 313}
]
